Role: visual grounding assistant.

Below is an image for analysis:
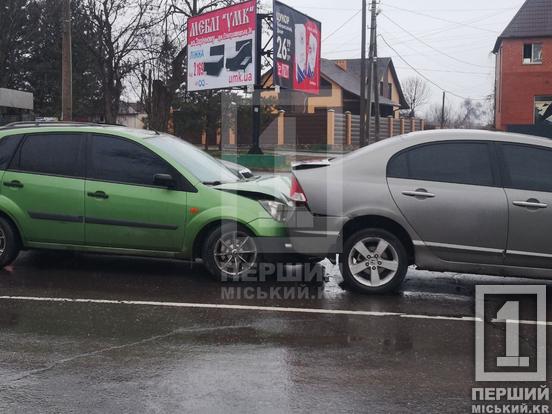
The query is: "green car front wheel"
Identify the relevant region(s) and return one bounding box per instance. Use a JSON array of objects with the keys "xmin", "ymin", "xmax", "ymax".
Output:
[
  {"xmin": 0, "ymin": 216, "xmax": 21, "ymax": 268},
  {"xmin": 202, "ymin": 223, "xmax": 259, "ymax": 282}
]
